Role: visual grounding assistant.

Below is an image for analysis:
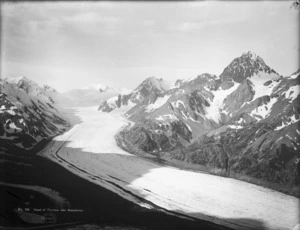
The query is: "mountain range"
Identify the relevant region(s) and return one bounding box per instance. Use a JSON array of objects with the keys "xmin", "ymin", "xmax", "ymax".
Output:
[
  {"xmin": 0, "ymin": 77, "xmax": 126, "ymax": 151},
  {"xmin": 62, "ymin": 84, "xmax": 130, "ymax": 106},
  {"xmin": 99, "ymin": 51, "xmax": 300, "ymax": 192},
  {"xmin": 1, "ymin": 51, "xmax": 299, "ymax": 195}
]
